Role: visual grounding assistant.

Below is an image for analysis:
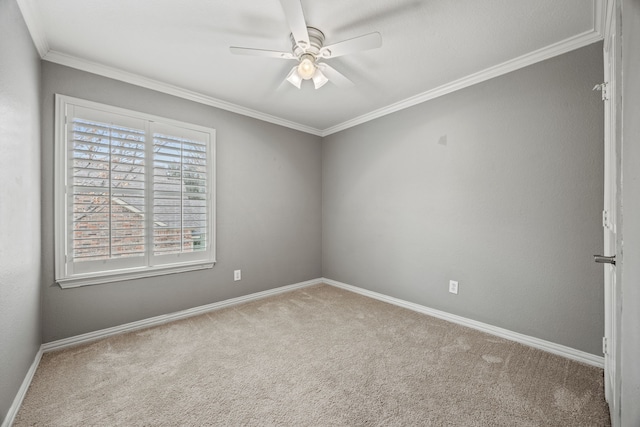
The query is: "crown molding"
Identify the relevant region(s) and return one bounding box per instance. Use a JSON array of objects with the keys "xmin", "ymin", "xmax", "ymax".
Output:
[
  {"xmin": 322, "ymin": 0, "xmax": 605, "ymax": 136},
  {"xmin": 42, "ymin": 50, "xmax": 324, "ymax": 136},
  {"xmin": 323, "ymin": 41, "xmax": 605, "ymax": 134},
  {"xmin": 19, "ymin": 0, "xmax": 604, "ymax": 138},
  {"xmin": 16, "ymin": 0, "xmax": 49, "ymax": 57},
  {"xmin": 17, "ymin": 0, "xmax": 321, "ymax": 136}
]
